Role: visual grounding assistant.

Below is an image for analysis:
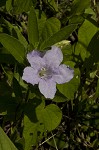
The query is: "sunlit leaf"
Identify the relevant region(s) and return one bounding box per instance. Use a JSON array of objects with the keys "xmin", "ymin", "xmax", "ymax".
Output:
[
  {"xmin": 74, "ymin": 19, "xmax": 98, "ymax": 60},
  {"xmin": 0, "ymin": 127, "xmax": 18, "ymax": 150},
  {"xmin": 40, "ymin": 104, "xmax": 62, "ymax": 131},
  {"xmin": 23, "ymin": 115, "xmax": 44, "ymax": 149},
  {"xmin": 23, "ymin": 99, "xmax": 45, "ymax": 149}
]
